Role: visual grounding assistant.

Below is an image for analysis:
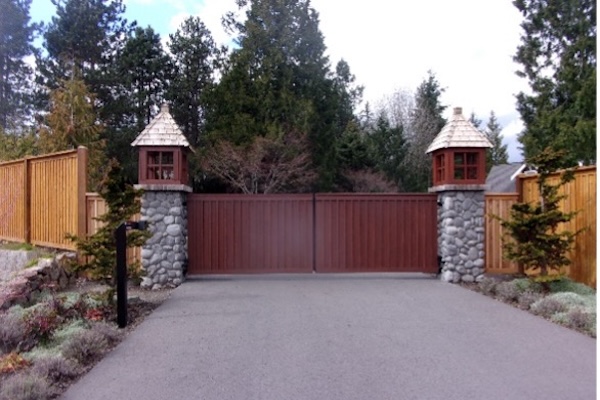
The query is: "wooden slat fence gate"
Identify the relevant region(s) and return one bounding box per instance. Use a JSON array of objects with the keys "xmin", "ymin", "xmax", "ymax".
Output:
[{"xmin": 187, "ymin": 193, "xmax": 438, "ymax": 275}]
